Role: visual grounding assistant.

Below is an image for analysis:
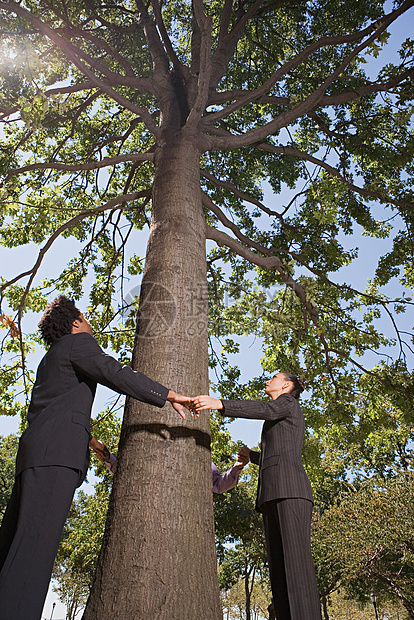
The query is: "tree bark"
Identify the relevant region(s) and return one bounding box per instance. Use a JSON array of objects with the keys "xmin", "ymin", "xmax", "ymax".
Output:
[{"xmin": 83, "ymin": 130, "xmax": 221, "ymax": 619}]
